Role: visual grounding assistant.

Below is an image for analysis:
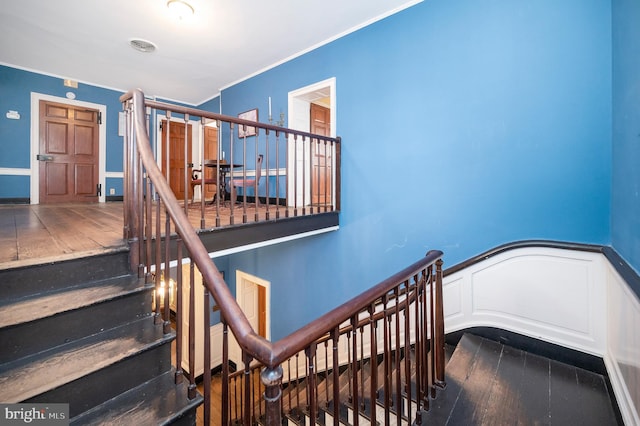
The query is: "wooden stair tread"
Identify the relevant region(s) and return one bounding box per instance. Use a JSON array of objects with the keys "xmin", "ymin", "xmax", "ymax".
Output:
[
  {"xmin": 70, "ymin": 370, "xmax": 202, "ymax": 425},
  {"xmin": 0, "ymin": 275, "xmax": 148, "ymax": 328},
  {"xmin": 0, "ymin": 317, "xmax": 170, "ymax": 403}
]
